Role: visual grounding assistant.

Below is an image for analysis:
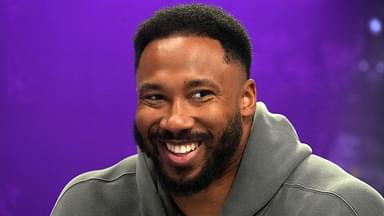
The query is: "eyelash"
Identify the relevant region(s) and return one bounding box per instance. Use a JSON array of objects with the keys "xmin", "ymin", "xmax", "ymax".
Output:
[
  {"xmin": 137, "ymin": 94, "xmax": 163, "ymax": 106},
  {"xmin": 141, "ymin": 90, "xmax": 214, "ymax": 106},
  {"xmin": 190, "ymin": 90, "xmax": 214, "ymax": 100},
  {"xmin": 145, "ymin": 95, "xmax": 164, "ymax": 100}
]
